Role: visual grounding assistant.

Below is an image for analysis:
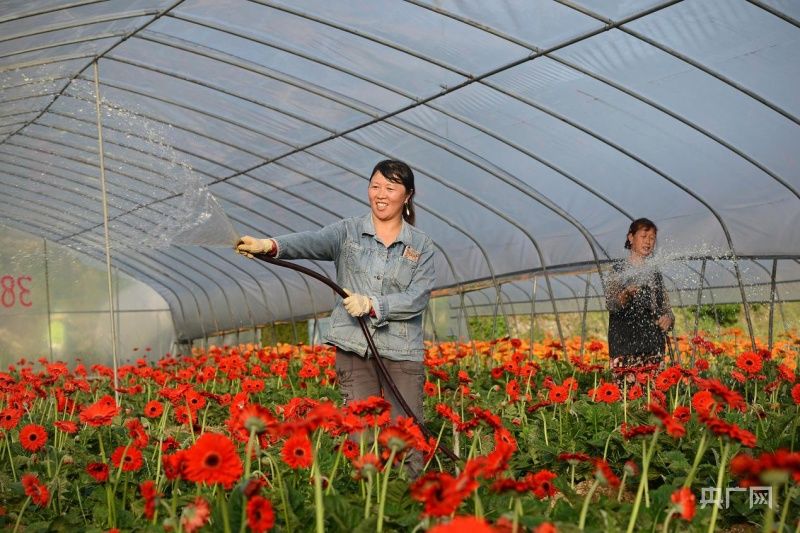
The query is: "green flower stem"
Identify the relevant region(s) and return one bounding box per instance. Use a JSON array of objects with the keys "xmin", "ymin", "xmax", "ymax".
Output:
[
  {"xmin": 578, "ymin": 479, "xmax": 600, "ymax": 531},
  {"xmin": 75, "ymin": 484, "xmax": 88, "ymax": 525},
  {"xmin": 643, "ymin": 440, "xmax": 650, "ymax": 508},
  {"xmin": 541, "ymin": 410, "xmax": 549, "ymax": 446},
  {"xmin": 12, "ymin": 497, "xmax": 31, "ymax": 533},
  {"xmin": 707, "ymin": 440, "xmax": 731, "ymax": 533},
  {"xmin": 512, "ymin": 496, "xmax": 522, "ymax": 533},
  {"xmin": 662, "ymin": 509, "xmax": 676, "ymax": 533},
  {"xmin": 791, "ymin": 405, "xmax": 799, "ymax": 452},
  {"xmin": 268, "ymin": 456, "xmax": 291, "ymax": 532},
  {"xmin": 617, "ymin": 471, "xmax": 628, "ymax": 502},
  {"xmin": 683, "ymin": 430, "xmax": 708, "ymax": 488},
  {"xmin": 762, "ymin": 483, "xmax": 777, "ymax": 533},
  {"xmin": 364, "ymin": 472, "xmax": 374, "ymax": 519},
  {"xmin": 325, "ymin": 438, "xmax": 345, "ymax": 495},
  {"xmin": 313, "ymin": 430, "xmax": 325, "ymax": 533},
  {"xmin": 777, "ymin": 484, "xmax": 796, "ymax": 533},
  {"xmin": 377, "ymin": 448, "xmax": 398, "ymax": 533},
  {"xmin": 424, "ymin": 422, "xmax": 446, "ymax": 471},
  {"xmin": 626, "ymin": 429, "xmax": 660, "ymax": 533},
  {"xmin": 239, "ymin": 427, "xmax": 257, "ymax": 533},
  {"xmin": 216, "ymin": 486, "xmax": 232, "ymax": 533},
  {"xmin": 5, "ymin": 431, "xmax": 17, "ymax": 482}
]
